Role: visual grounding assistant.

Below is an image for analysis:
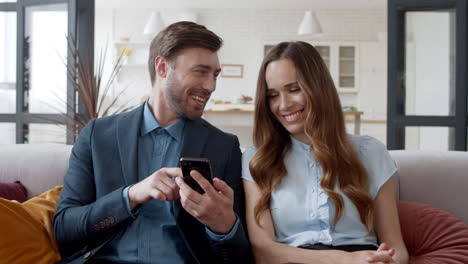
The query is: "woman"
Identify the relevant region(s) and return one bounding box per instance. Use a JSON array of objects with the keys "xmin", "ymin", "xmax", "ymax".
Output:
[{"xmin": 242, "ymin": 41, "xmax": 408, "ymax": 264}]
